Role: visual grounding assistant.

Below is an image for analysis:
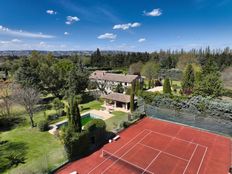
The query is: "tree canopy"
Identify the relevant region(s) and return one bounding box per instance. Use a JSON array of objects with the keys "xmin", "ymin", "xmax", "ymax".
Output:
[{"xmin": 181, "ymin": 64, "xmax": 195, "ymax": 95}]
